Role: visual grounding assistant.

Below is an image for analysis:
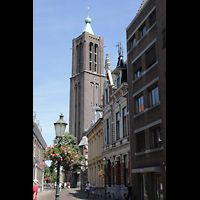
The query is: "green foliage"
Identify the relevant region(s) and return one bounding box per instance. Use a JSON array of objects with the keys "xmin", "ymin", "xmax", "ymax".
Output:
[{"xmin": 44, "ymin": 165, "xmax": 57, "ymax": 183}]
